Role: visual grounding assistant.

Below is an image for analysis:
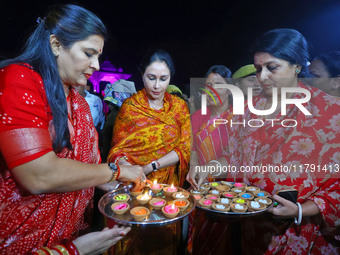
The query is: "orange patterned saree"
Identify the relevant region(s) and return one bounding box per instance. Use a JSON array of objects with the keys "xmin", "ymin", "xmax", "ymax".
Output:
[{"xmin": 108, "ymin": 89, "xmax": 191, "ymax": 187}]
